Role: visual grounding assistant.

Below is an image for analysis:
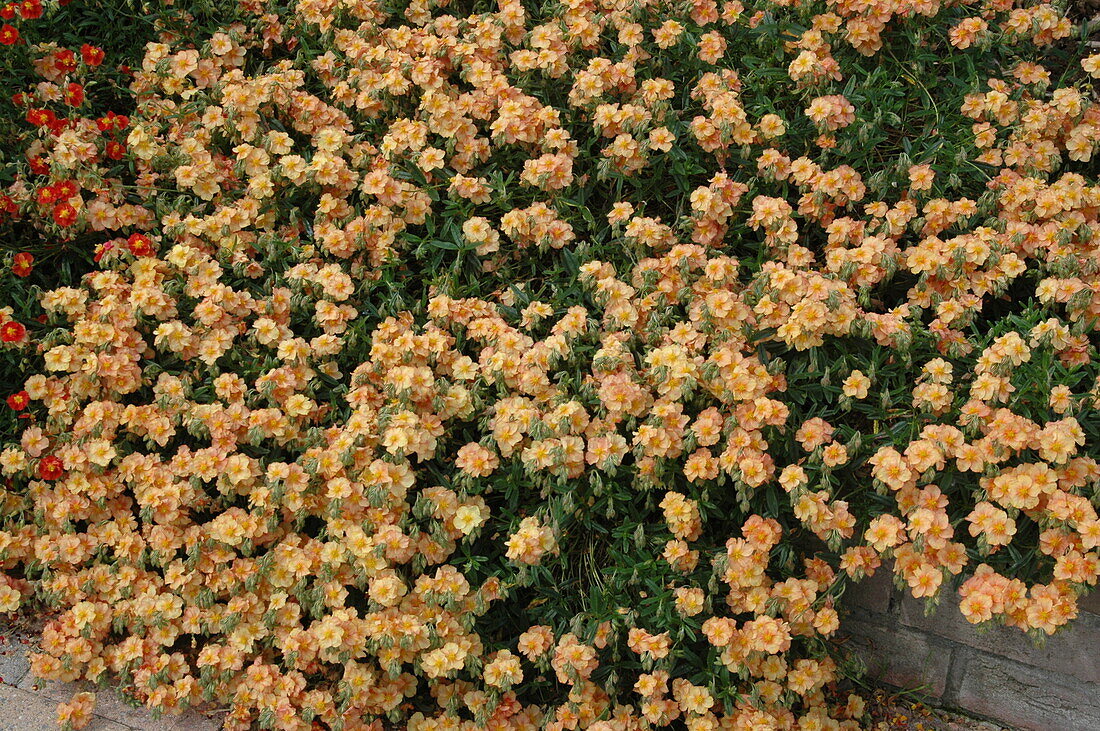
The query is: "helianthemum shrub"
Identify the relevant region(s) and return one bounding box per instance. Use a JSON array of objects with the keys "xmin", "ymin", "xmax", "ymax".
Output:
[{"xmin": 0, "ymin": 0, "xmax": 1099, "ymax": 728}]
